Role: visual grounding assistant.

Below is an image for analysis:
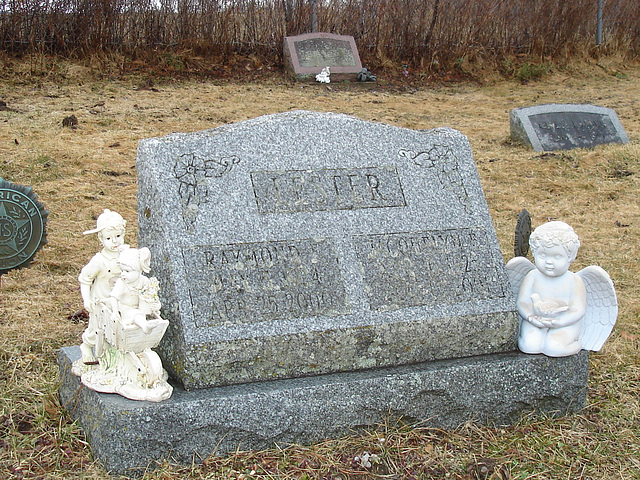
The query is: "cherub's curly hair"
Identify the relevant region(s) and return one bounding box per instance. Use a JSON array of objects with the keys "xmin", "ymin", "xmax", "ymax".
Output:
[{"xmin": 529, "ymin": 221, "xmax": 580, "ymax": 262}]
